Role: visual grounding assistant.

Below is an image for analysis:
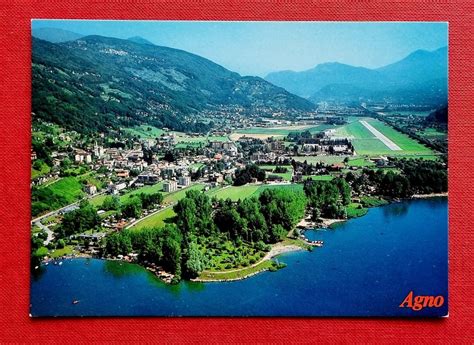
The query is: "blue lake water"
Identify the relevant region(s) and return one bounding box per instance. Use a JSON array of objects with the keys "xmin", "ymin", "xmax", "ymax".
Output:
[{"xmin": 30, "ymin": 197, "xmax": 448, "ymax": 317}]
